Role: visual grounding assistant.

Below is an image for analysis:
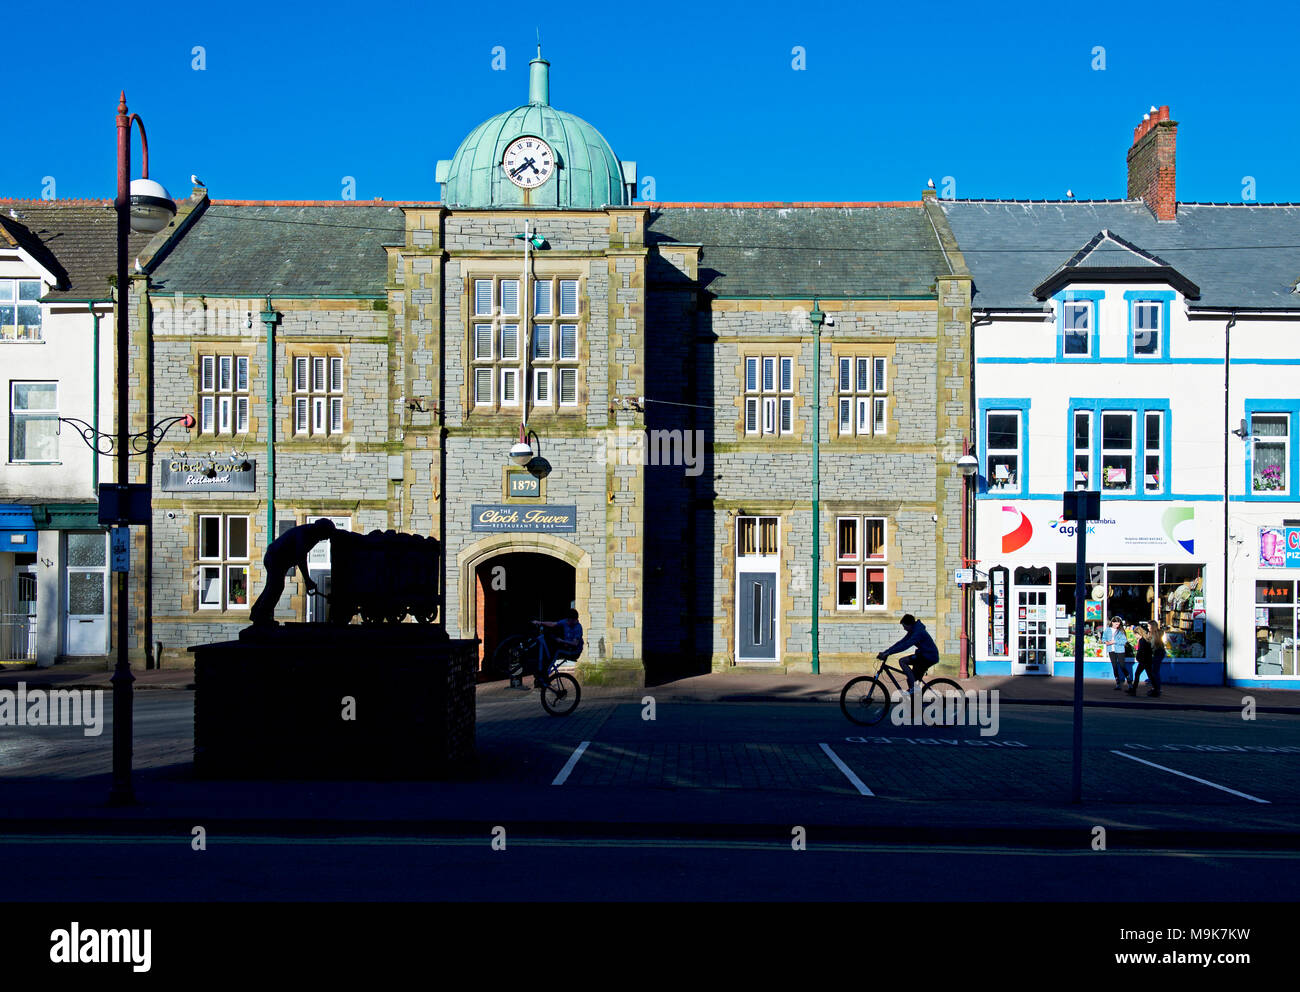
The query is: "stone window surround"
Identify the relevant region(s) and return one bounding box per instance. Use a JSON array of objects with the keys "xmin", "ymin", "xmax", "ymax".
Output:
[
  {"xmin": 832, "ymin": 344, "xmax": 894, "ymax": 440},
  {"xmin": 834, "ymin": 514, "xmax": 889, "ymax": 612},
  {"xmin": 196, "ymin": 351, "xmax": 253, "ymax": 437},
  {"xmin": 734, "ymin": 346, "xmax": 806, "ymax": 441},
  {"xmin": 195, "ymin": 512, "xmax": 252, "ymax": 613},
  {"xmin": 285, "ymin": 346, "xmax": 347, "ymax": 439},
  {"xmin": 821, "ymin": 508, "xmax": 902, "ymax": 618},
  {"xmin": 464, "ymin": 266, "xmax": 587, "ymax": 418}
]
